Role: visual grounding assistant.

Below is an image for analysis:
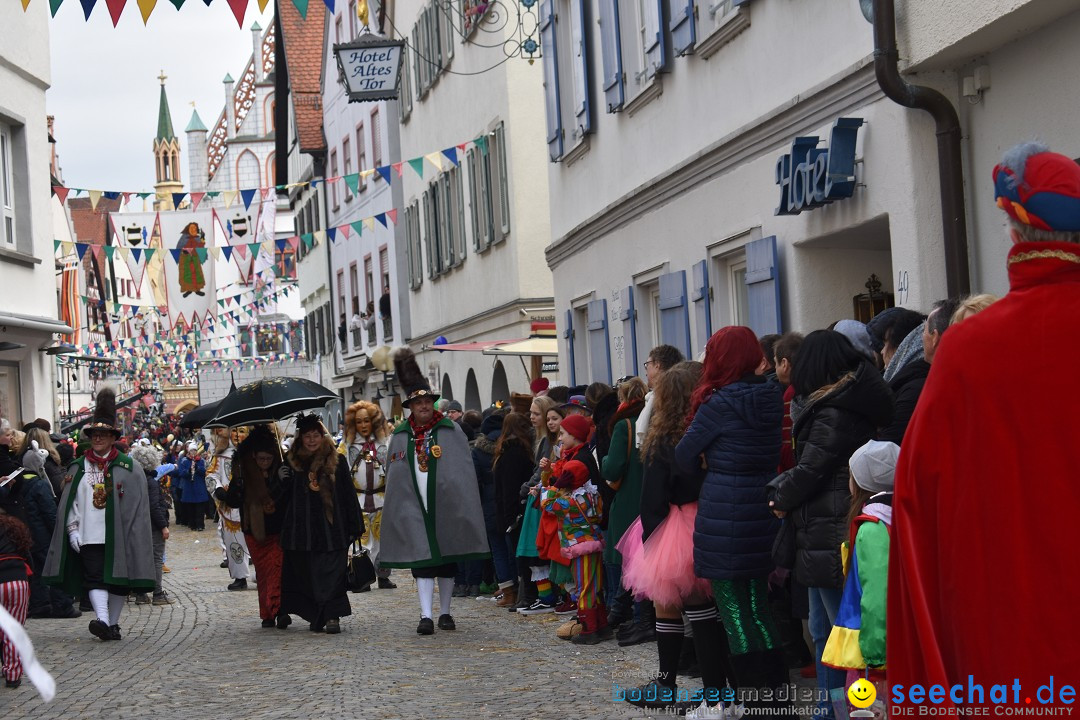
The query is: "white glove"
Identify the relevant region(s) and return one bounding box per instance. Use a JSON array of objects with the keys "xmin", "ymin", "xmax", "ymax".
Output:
[{"xmin": 68, "ymin": 530, "xmax": 81, "ymax": 553}]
